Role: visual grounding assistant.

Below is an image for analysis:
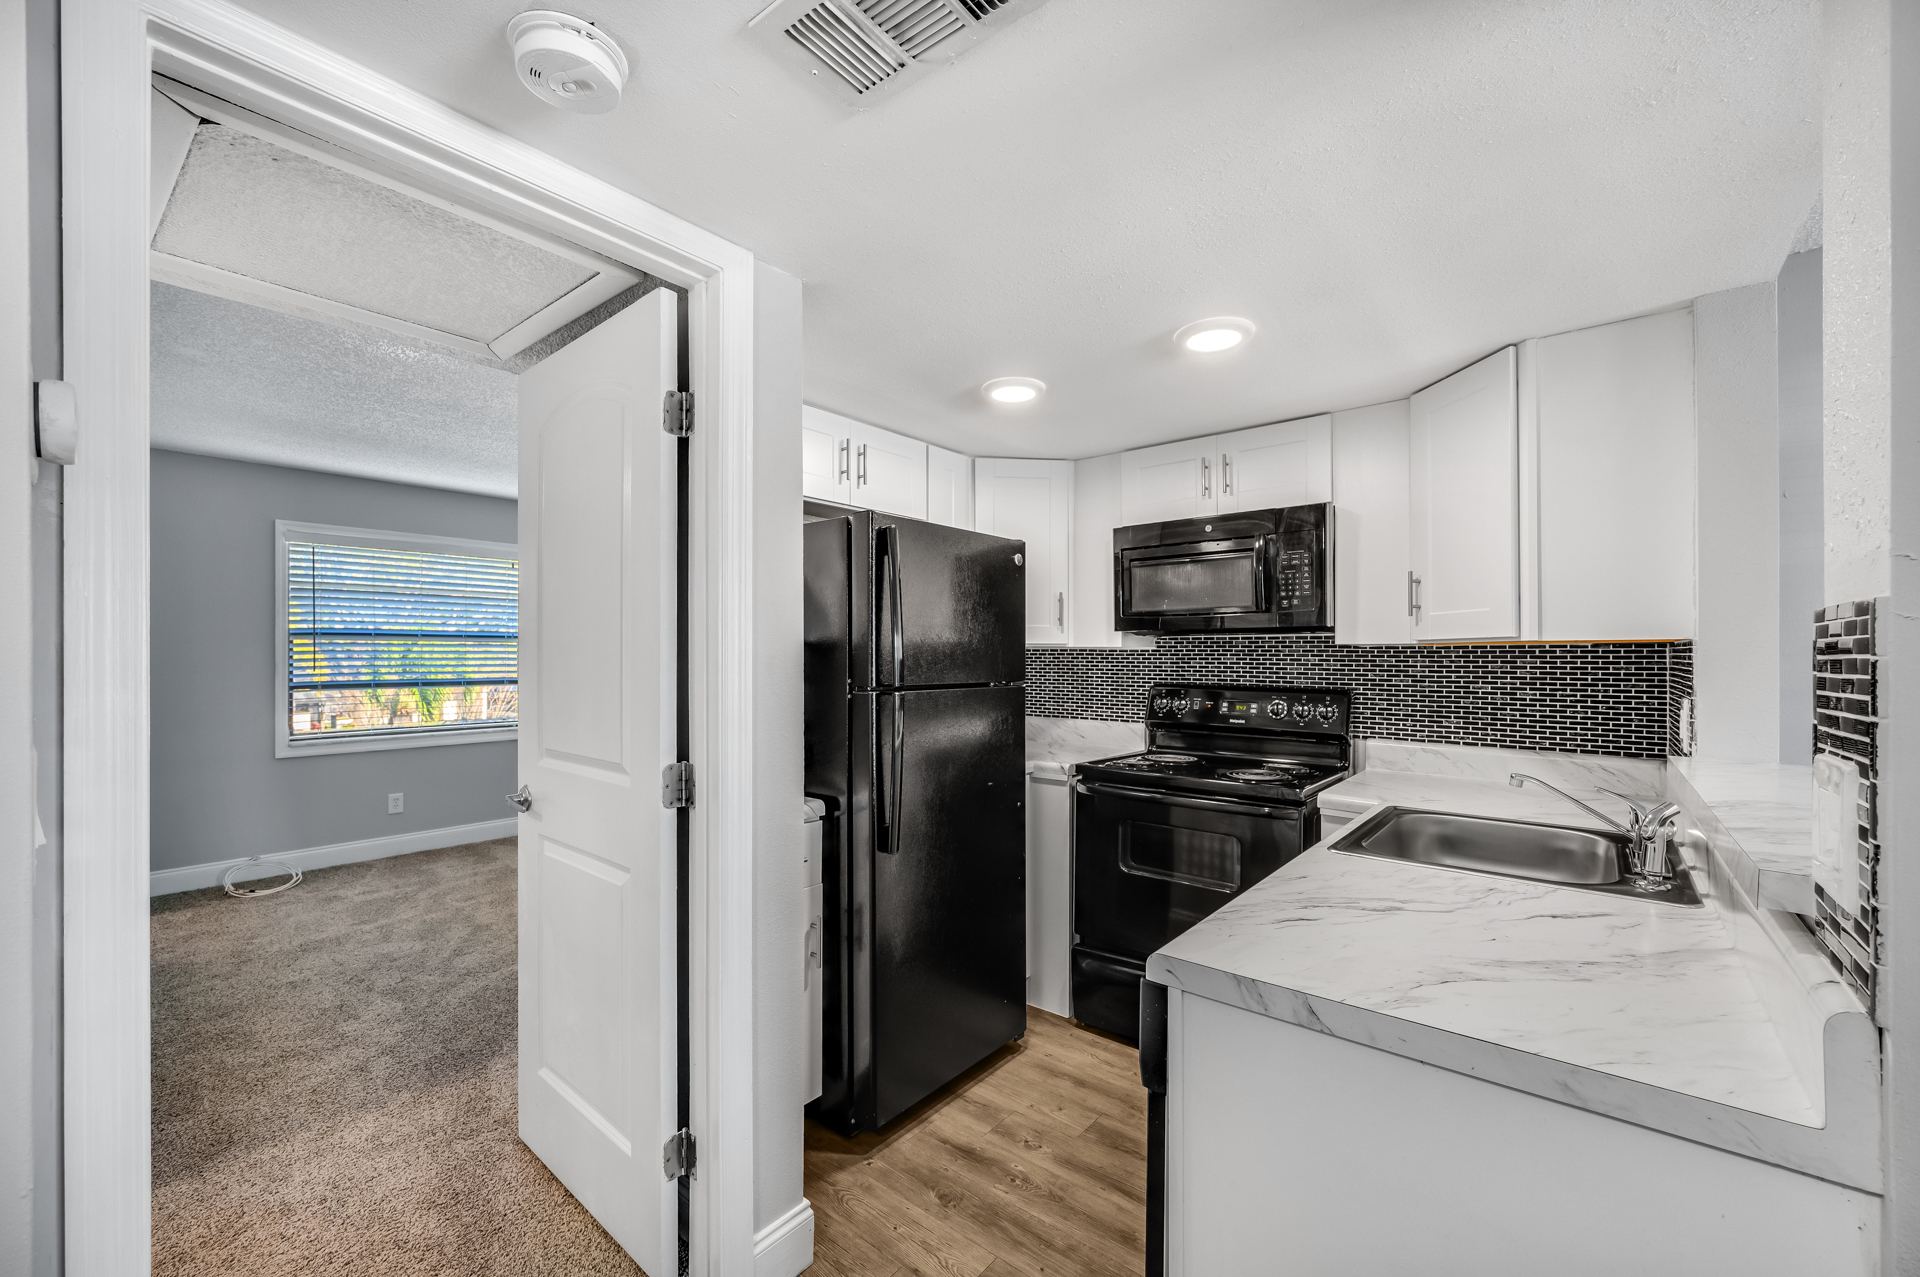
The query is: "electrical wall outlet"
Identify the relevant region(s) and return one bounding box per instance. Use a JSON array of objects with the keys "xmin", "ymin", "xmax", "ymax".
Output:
[{"xmin": 388, "ymin": 792, "xmax": 404, "ymax": 814}]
